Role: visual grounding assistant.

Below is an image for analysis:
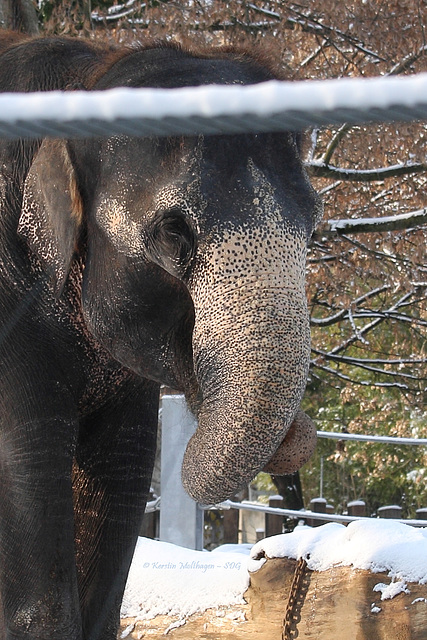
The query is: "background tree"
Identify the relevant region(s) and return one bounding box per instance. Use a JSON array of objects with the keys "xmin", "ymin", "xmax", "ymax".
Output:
[
  {"xmin": 11, "ymin": 1, "xmax": 427, "ymax": 516},
  {"xmin": 0, "ymin": 0, "xmax": 38, "ymax": 33}
]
